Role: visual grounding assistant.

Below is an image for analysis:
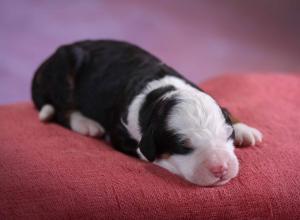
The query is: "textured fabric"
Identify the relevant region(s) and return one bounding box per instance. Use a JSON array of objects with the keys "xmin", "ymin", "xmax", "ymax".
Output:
[{"xmin": 0, "ymin": 74, "xmax": 299, "ymax": 219}]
